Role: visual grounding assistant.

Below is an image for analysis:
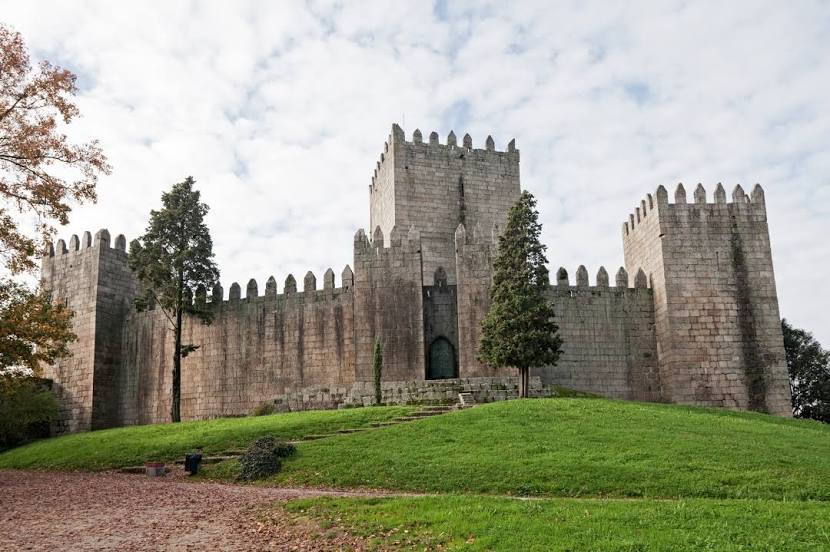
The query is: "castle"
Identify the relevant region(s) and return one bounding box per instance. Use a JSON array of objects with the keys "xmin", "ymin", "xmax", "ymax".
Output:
[{"xmin": 41, "ymin": 124, "xmax": 792, "ymax": 433}]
